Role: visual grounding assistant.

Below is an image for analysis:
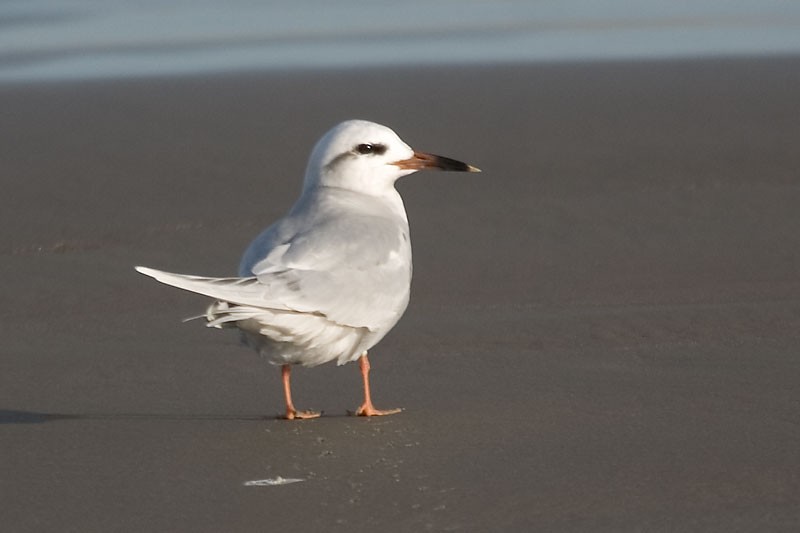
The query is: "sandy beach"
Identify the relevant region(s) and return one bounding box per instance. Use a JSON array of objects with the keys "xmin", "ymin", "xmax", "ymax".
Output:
[{"xmin": 3, "ymin": 57, "xmax": 800, "ymax": 531}]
